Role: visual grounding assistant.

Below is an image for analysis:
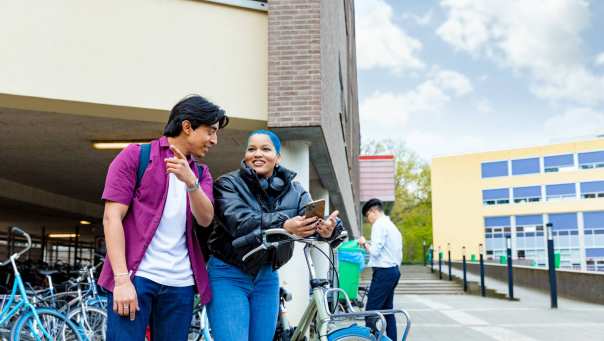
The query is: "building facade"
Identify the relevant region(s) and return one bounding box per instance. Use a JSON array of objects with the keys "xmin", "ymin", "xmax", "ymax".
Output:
[
  {"xmin": 432, "ymin": 138, "xmax": 604, "ymax": 272},
  {"xmin": 0, "ymin": 0, "xmax": 360, "ymax": 322}
]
